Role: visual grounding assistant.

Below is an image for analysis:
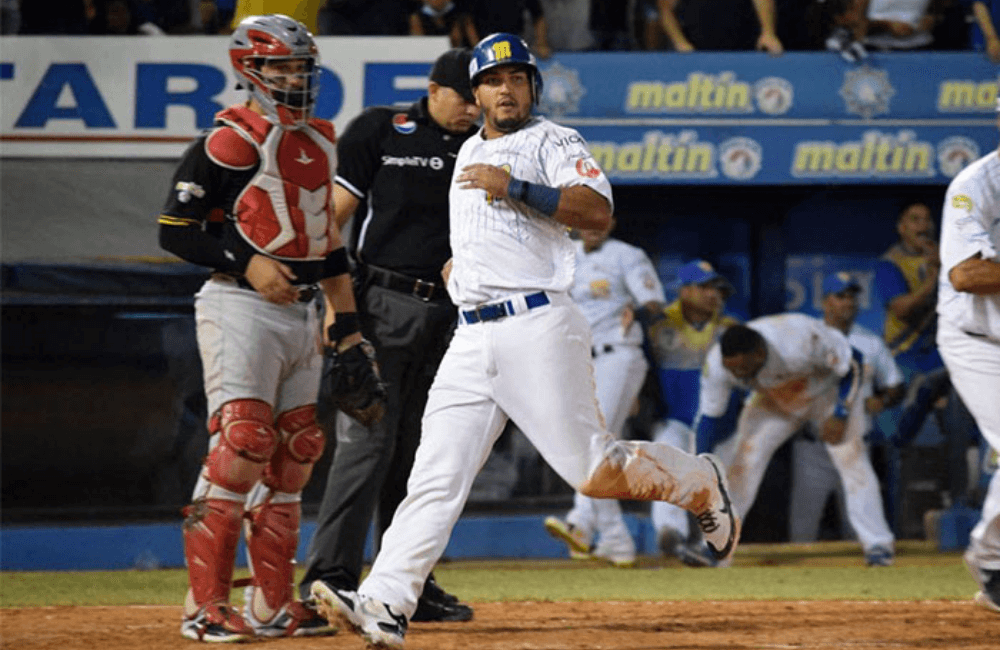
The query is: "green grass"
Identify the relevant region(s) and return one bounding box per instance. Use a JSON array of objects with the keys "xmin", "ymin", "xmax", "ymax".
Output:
[{"xmin": 0, "ymin": 541, "xmax": 977, "ymax": 608}]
